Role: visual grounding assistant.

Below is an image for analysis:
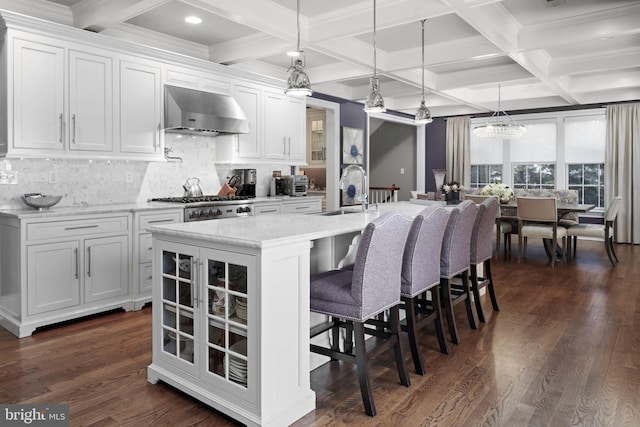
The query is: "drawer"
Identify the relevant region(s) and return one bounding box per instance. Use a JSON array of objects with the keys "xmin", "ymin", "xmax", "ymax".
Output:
[
  {"xmin": 138, "ymin": 211, "xmax": 182, "ymax": 230},
  {"xmin": 254, "ymin": 204, "xmax": 281, "ymax": 215},
  {"xmin": 282, "ymin": 201, "xmax": 321, "ymax": 214},
  {"xmin": 26, "ymin": 215, "xmax": 129, "ymax": 241},
  {"xmin": 139, "ymin": 233, "xmax": 153, "ymax": 263}
]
